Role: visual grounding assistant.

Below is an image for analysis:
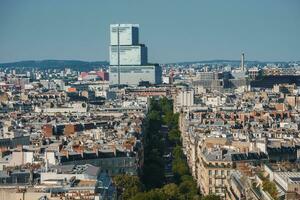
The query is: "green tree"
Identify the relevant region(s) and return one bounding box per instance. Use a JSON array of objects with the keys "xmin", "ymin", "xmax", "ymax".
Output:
[
  {"xmin": 178, "ymin": 179, "xmax": 198, "ymax": 199},
  {"xmin": 201, "ymin": 194, "xmax": 221, "ymax": 200},
  {"xmin": 170, "ymin": 113, "xmax": 180, "ymax": 129},
  {"xmin": 148, "ymin": 110, "xmax": 162, "ymax": 131},
  {"xmin": 160, "ymin": 97, "xmax": 173, "ymax": 113},
  {"xmin": 263, "ymin": 180, "xmax": 278, "ymax": 200},
  {"xmin": 168, "ymin": 129, "xmax": 181, "ymax": 145},
  {"xmin": 162, "ymin": 183, "xmax": 180, "ymax": 200},
  {"xmin": 173, "ymin": 159, "xmax": 189, "ymax": 176},
  {"xmin": 130, "ymin": 189, "xmax": 166, "ymax": 200},
  {"xmin": 142, "ymin": 161, "xmax": 165, "ymax": 189},
  {"xmin": 113, "ymin": 175, "xmax": 143, "ymax": 200},
  {"xmin": 150, "ymin": 98, "xmax": 161, "ymax": 112},
  {"xmin": 163, "ymin": 111, "xmax": 174, "ymax": 126},
  {"xmin": 180, "ymin": 175, "xmax": 194, "ymax": 183},
  {"xmin": 163, "ymin": 112, "xmax": 179, "ymax": 130},
  {"xmin": 172, "ymin": 145, "xmax": 184, "ymax": 159}
]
